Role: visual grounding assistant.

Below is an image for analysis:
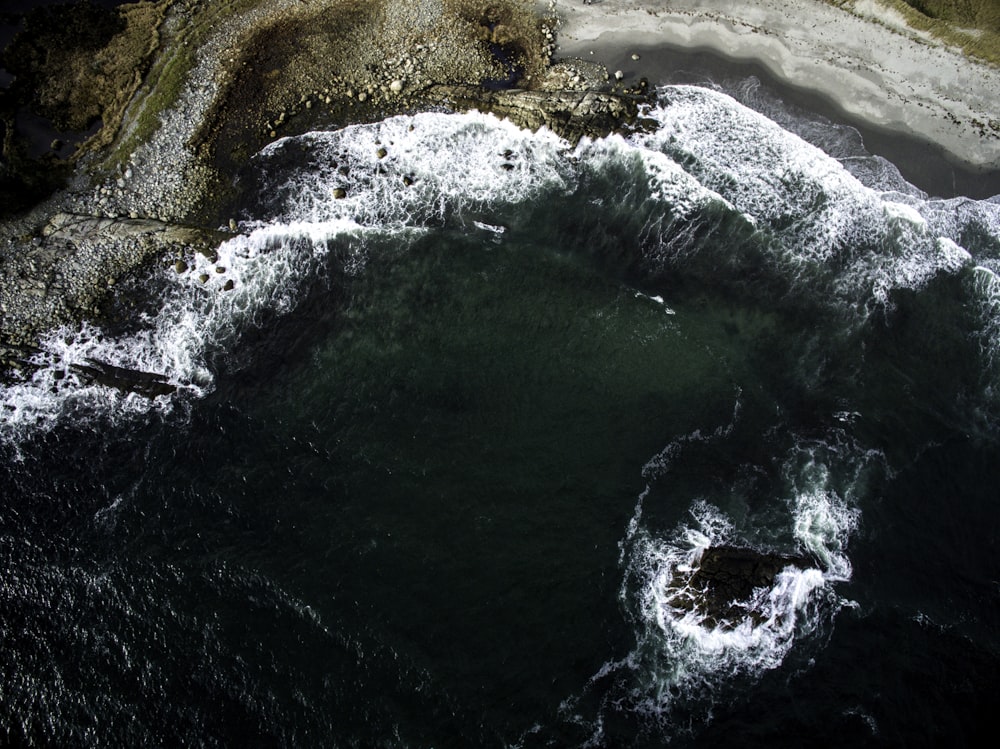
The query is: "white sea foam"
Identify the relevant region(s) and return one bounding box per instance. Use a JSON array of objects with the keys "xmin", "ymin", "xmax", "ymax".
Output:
[
  {"xmin": 634, "ymin": 86, "xmax": 982, "ymax": 316},
  {"xmin": 5, "ymin": 96, "xmax": 1000, "ymax": 442},
  {"xmin": 255, "ymin": 111, "xmax": 575, "ymax": 228},
  {"xmin": 0, "ymin": 221, "xmax": 373, "ymax": 442},
  {"xmin": 573, "ymin": 431, "xmax": 881, "ymax": 737}
]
